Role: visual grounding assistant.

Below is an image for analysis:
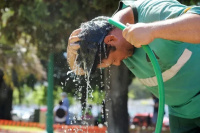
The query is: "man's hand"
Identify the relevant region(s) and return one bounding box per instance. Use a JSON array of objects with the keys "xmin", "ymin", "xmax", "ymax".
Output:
[
  {"xmin": 67, "ymin": 29, "xmax": 85, "ymax": 75},
  {"xmin": 122, "ymin": 23, "xmax": 155, "ymax": 48}
]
